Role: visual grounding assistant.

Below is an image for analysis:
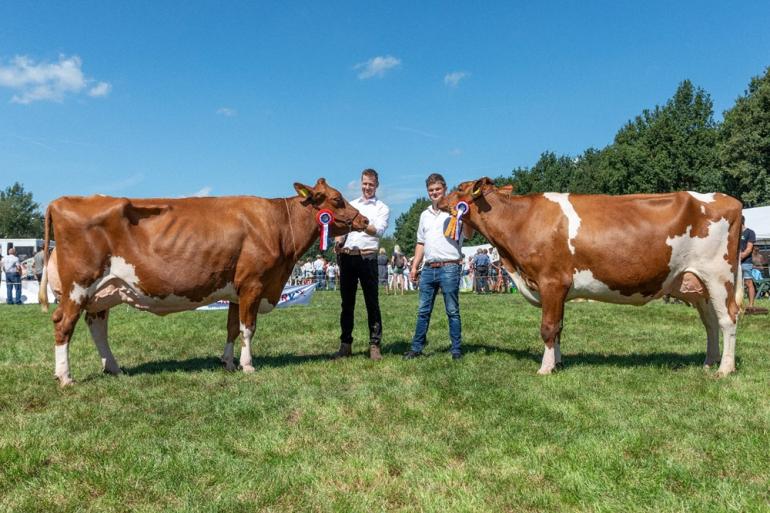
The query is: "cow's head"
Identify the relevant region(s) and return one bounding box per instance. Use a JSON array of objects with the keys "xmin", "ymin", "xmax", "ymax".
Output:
[
  {"xmin": 437, "ymin": 176, "xmax": 501, "ymax": 219},
  {"xmin": 294, "ymin": 178, "xmax": 369, "ymax": 235}
]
